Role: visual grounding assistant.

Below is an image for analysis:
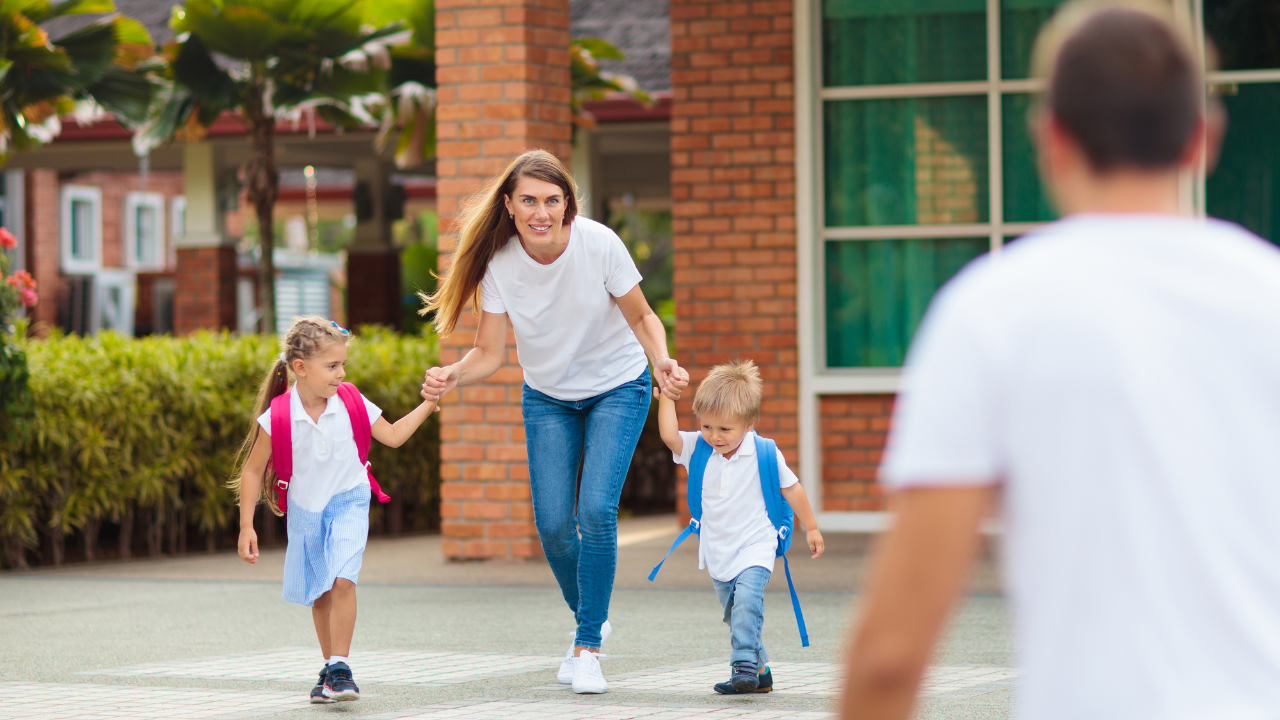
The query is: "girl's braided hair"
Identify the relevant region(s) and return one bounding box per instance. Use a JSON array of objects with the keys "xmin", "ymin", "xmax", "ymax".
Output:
[{"xmin": 229, "ymin": 316, "xmax": 351, "ymax": 516}]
